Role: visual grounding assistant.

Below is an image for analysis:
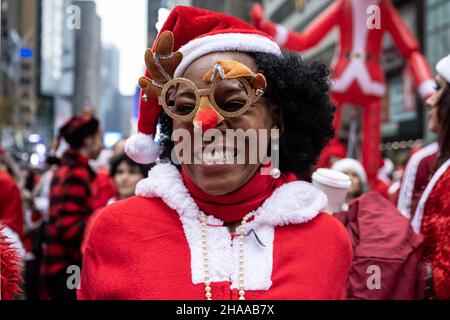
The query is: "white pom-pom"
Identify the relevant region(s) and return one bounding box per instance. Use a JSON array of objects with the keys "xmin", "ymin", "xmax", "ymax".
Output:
[{"xmin": 125, "ymin": 133, "xmax": 161, "ymax": 164}]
